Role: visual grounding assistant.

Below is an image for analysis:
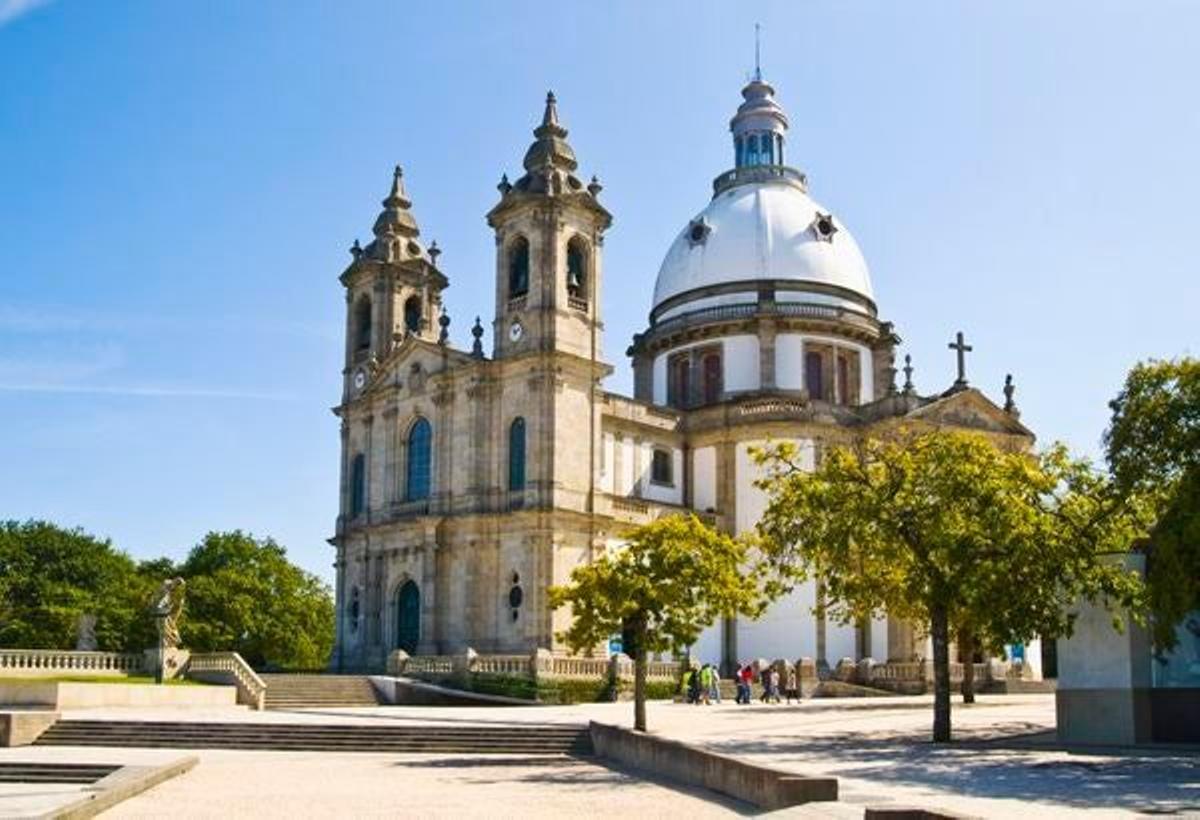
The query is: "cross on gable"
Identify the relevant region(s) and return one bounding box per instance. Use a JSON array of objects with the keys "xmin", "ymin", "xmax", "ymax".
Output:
[{"xmin": 948, "ymin": 330, "xmax": 973, "ymax": 389}]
